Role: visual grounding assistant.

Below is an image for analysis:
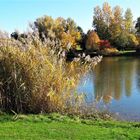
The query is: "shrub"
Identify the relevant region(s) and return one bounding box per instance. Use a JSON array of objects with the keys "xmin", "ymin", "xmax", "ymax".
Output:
[
  {"xmin": 99, "ymin": 48, "xmax": 119, "ymax": 55},
  {"xmin": 99, "ymin": 40, "xmax": 111, "ymax": 50}
]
